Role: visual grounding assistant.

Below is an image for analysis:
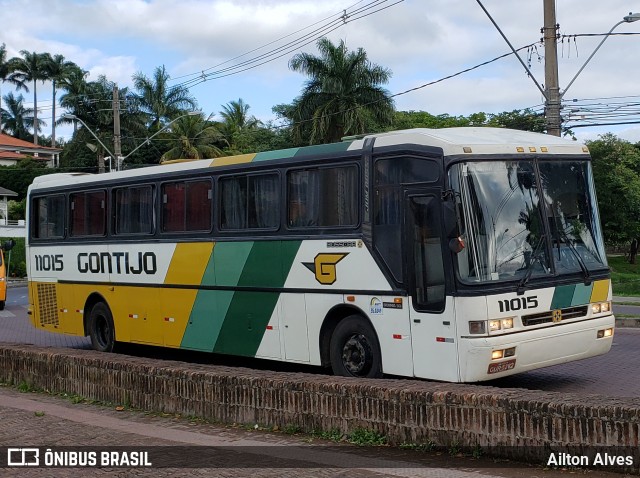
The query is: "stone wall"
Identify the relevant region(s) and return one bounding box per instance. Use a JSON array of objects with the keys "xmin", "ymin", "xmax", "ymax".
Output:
[{"xmin": 0, "ymin": 344, "xmax": 638, "ymax": 467}]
